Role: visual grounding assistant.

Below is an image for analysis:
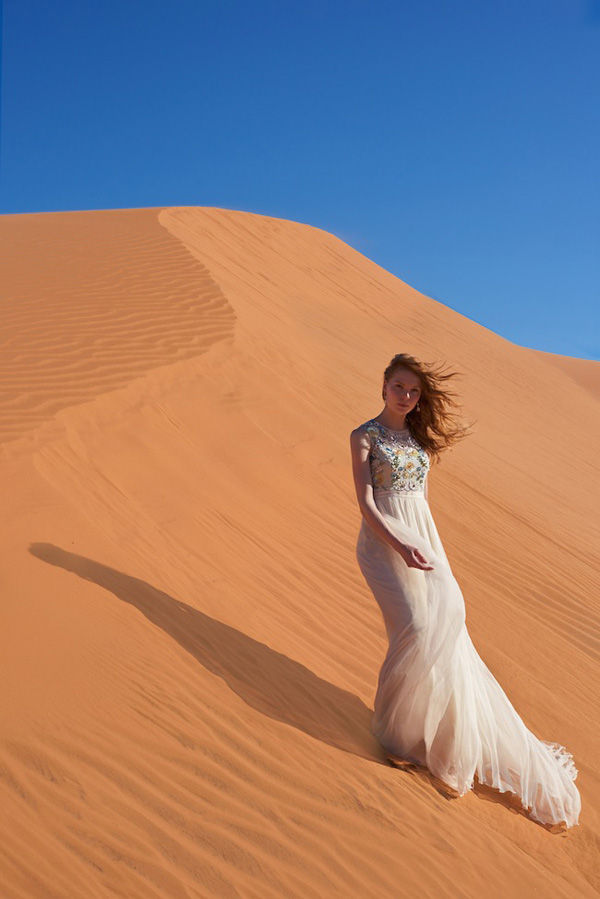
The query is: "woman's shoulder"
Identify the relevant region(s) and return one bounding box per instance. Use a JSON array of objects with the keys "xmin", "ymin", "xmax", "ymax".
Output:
[
  {"xmin": 351, "ymin": 418, "xmax": 376, "ymax": 433},
  {"xmin": 350, "ymin": 420, "xmax": 376, "ymax": 447}
]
